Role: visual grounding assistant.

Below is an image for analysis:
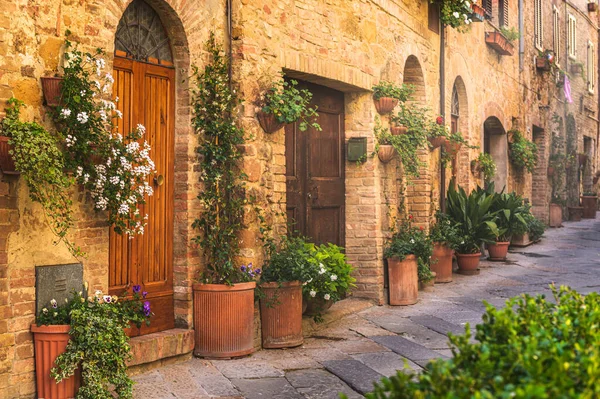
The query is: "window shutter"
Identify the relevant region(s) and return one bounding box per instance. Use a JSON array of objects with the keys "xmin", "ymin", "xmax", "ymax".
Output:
[
  {"xmin": 500, "ymin": 0, "xmax": 509, "ymax": 27},
  {"xmin": 483, "ymin": 0, "xmax": 493, "ymax": 20},
  {"xmin": 428, "ymin": 3, "xmax": 440, "ymax": 34}
]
